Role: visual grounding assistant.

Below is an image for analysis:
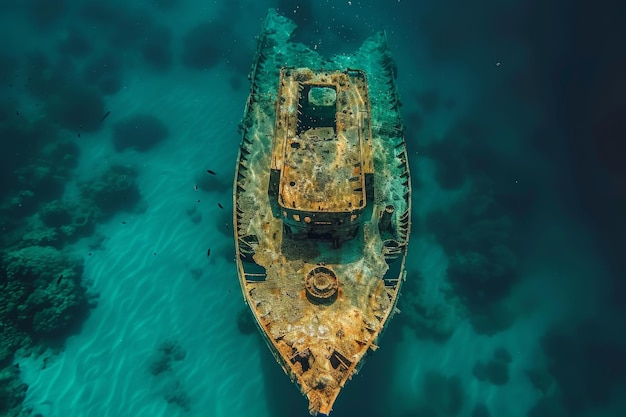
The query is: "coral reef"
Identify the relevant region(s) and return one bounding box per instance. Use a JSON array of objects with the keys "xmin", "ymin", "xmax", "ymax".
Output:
[
  {"xmin": 149, "ymin": 341, "xmax": 191, "ymax": 411},
  {"xmin": 46, "ymin": 84, "xmax": 106, "ymax": 132},
  {"xmin": 426, "ymin": 177, "xmax": 521, "ymax": 334},
  {"xmin": 79, "ymin": 165, "xmax": 142, "ymax": 220},
  {"xmin": 163, "ymin": 380, "xmax": 191, "ymax": 411},
  {"xmin": 149, "ymin": 340, "xmax": 186, "ymax": 376},
  {"xmin": 472, "ymin": 347, "xmax": 512, "ymax": 386},
  {"xmin": 0, "ymin": 364, "xmax": 28, "ymax": 416},
  {"xmin": 1, "ymin": 245, "xmax": 94, "ymax": 339},
  {"xmin": 397, "ymin": 272, "xmax": 457, "ymax": 342}
]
